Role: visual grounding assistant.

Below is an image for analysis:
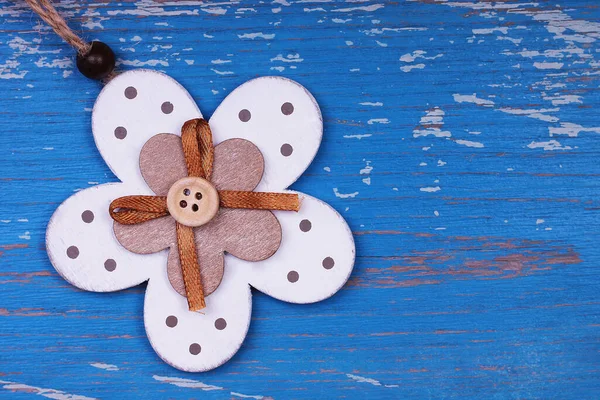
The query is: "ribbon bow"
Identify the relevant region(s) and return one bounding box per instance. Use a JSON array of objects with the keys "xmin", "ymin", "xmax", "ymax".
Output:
[{"xmin": 109, "ymin": 118, "xmax": 300, "ymax": 311}]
